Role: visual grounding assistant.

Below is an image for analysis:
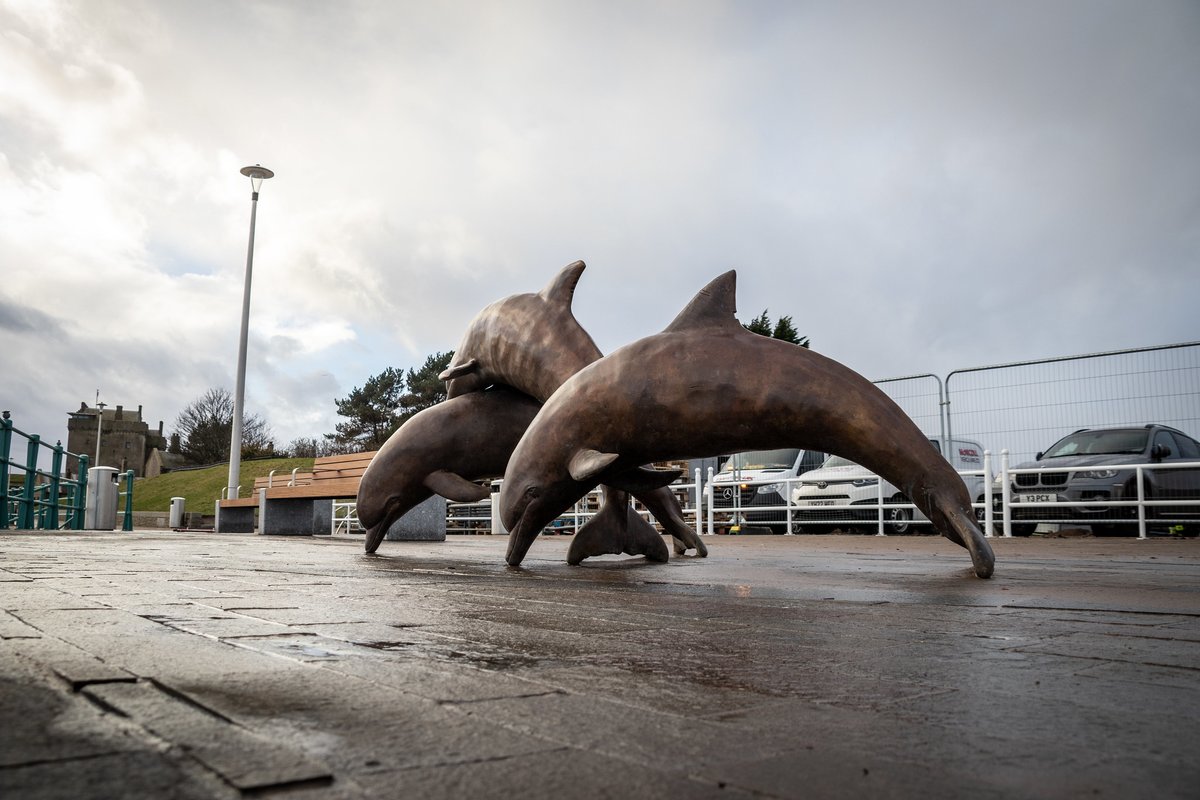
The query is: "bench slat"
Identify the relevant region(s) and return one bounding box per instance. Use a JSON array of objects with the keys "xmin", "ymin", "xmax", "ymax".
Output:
[
  {"xmin": 314, "ymin": 451, "xmax": 378, "ymax": 469},
  {"xmin": 263, "ymin": 477, "xmax": 363, "ymax": 500},
  {"xmin": 253, "ymin": 472, "xmax": 314, "ymax": 488},
  {"xmin": 313, "ymin": 467, "xmax": 369, "ymax": 480},
  {"xmin": 218, "ymin": 497, "xmax": 260, "ymax": 508}
]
